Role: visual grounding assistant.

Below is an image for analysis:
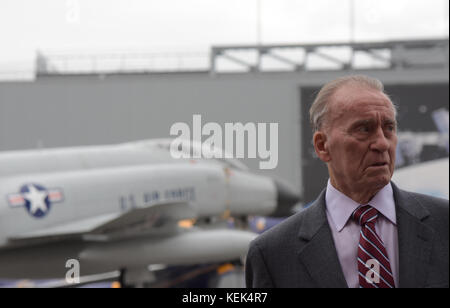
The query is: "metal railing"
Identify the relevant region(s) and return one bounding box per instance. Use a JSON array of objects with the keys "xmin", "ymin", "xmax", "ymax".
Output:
[
  {"xmin": 36, "ymin": 51, "xmax": 210, "ymax": 75},
  {"xmin": 210, "ymin": 39, "xmax": 449, "ymax": 74},
  {"xmin": 33, "ymin": 39, "xmax": 449, "ymax": 76}
]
